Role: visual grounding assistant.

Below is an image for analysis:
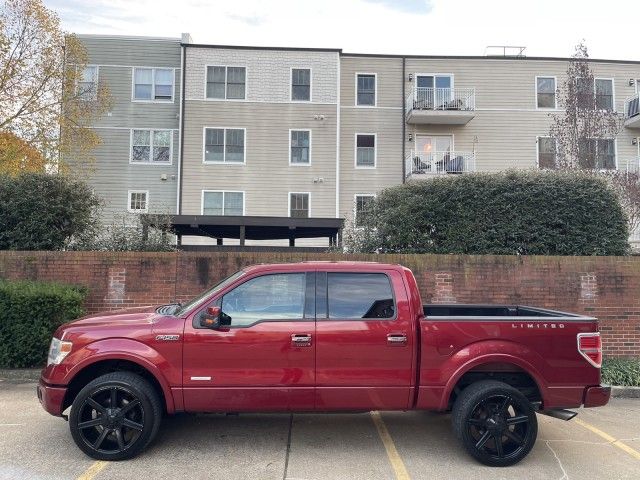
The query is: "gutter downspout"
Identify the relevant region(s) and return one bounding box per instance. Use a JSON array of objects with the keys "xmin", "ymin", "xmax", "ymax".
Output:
[
  {"xmin": 178, "ymin": 43, "xmax": 187, "ymax": 215},
  {"xmin": 402, "ymin": 56, "xmax": 406, "ymax": 183},
  {"xmin": 335, "ymin": 52, "xmax": 341, "ymax": 219}
]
